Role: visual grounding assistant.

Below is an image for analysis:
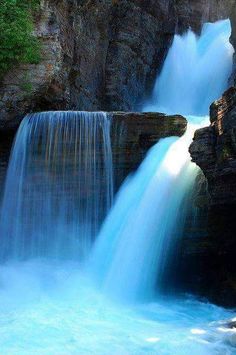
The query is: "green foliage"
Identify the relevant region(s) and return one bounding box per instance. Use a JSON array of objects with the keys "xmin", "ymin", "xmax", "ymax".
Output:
[
  {"xmin": 20, "ymin": 78, "xmax": 33, "ymax": 94},
  {"xmin": 0, "ymin": 0, "xmax": 41, "ymax": 77}
]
